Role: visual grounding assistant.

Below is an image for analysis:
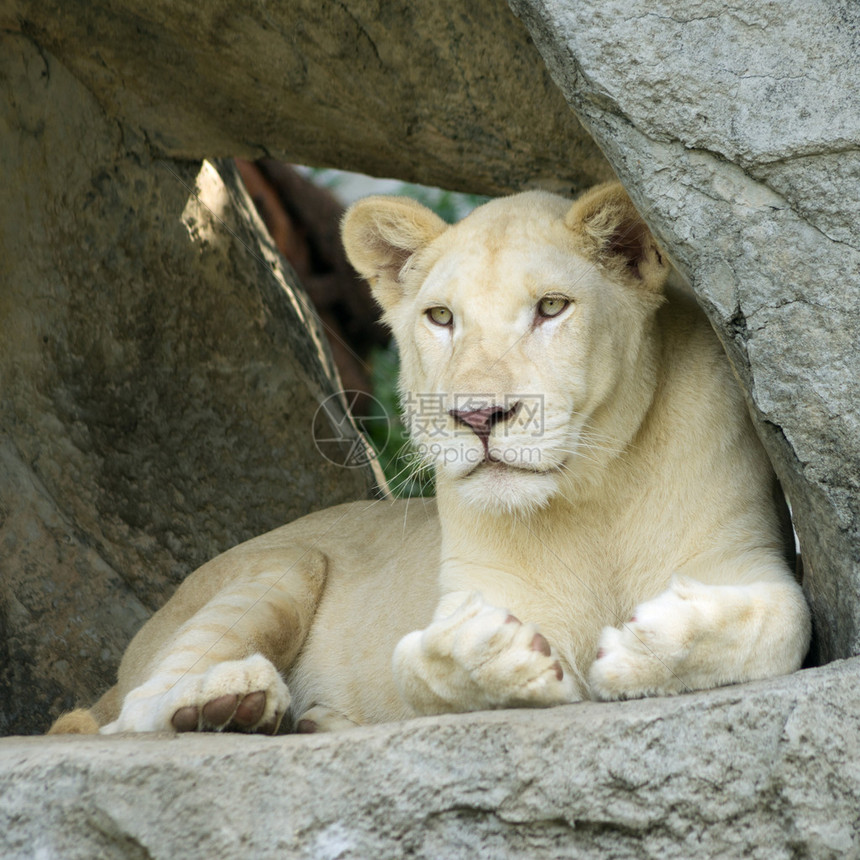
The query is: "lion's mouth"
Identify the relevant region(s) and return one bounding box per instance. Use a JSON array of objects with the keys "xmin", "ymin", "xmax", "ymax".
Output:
[{"xmin": 463, "ymin": 457, "xmax": 567, "ymax": 479}]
